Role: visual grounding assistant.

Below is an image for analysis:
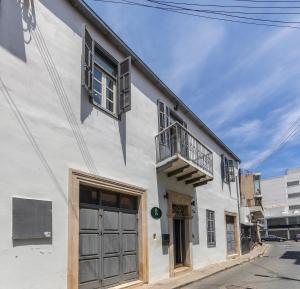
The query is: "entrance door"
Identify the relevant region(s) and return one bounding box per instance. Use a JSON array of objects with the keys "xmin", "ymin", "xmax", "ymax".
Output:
[
  {"xmin": 79, "ymin": 186, "xmax": 138, "ymax": 289},
  {"xmin": 173, "ymin": 205, "xmax": 186, "ymax": 267},
  {"xmin": 226, "ymin": 215, "xmax": 236, "ymax": 255},
  {"xmin": 173, "ymin": 219, "xmax": 185, "ymax": 266}
]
